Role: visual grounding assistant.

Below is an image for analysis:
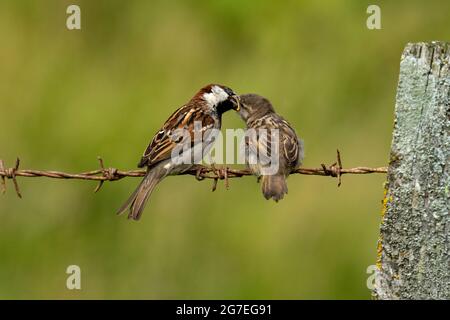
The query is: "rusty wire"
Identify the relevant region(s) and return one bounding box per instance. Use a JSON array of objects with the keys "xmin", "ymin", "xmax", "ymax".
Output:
[{"xmin": 0, "ymin": 150, "xmax": 388, "ymax": 198}]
